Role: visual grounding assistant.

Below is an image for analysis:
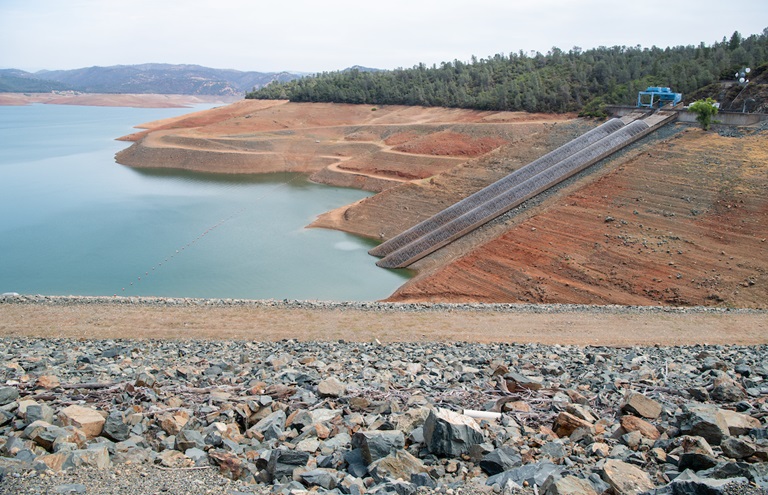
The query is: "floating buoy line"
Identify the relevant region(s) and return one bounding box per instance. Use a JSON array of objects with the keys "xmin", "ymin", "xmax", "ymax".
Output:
[{"xmin": 117, "ymin": 174, "xmax": 305, "ymax": 296}]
